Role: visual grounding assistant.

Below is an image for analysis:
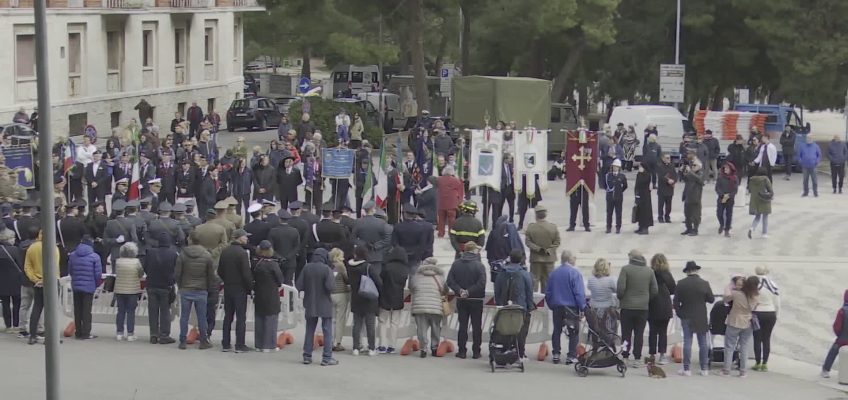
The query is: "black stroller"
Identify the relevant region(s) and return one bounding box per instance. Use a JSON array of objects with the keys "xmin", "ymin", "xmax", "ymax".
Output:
[
  {"xmin": 574, "ymin": 307, "xmax": 627, "ymax": 377},
  {"xmin": 488, "ymin": 305, "xmax": 526, "ymax": 373}
]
